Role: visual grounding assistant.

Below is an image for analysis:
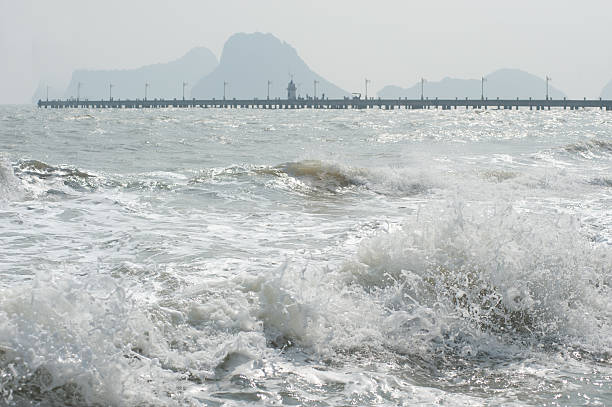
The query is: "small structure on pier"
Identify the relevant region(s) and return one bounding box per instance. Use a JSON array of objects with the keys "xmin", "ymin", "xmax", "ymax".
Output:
[{"xmin": 287, "ymin": 80, "xmax": 297, "ymax": 100}]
